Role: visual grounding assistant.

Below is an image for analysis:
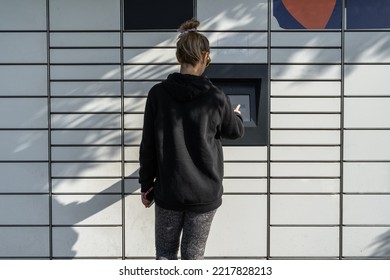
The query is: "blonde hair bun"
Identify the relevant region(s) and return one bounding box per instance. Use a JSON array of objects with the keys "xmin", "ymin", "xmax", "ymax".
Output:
[{"xmin": 179, "ymin": 19, "xmax": 200, "ymax": 32}]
